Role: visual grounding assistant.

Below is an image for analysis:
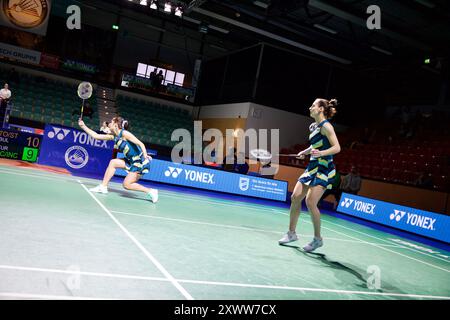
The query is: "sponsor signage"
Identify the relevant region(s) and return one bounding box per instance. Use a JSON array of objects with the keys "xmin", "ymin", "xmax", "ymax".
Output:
[
  {"xmin": 62, "ymin": 59, "xmax": 97, "ymax": 74},
  {"xmin": 38, "ymin": 124, "xmax": 114, "ymax": 174},
  {"xmin": 0, "ymin": 42, "xmax": 41, "ymax": 64},
  {"xmin": 338, "ymin": 193, "xmax": 450, "ymax": 243},
  {"xmin": 116, "ymin": 160, "xmax": 288, "ymax": 201},
  {"xmin": 0, "ymin": 0, "xmax": 52, "ymax": 36}
]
